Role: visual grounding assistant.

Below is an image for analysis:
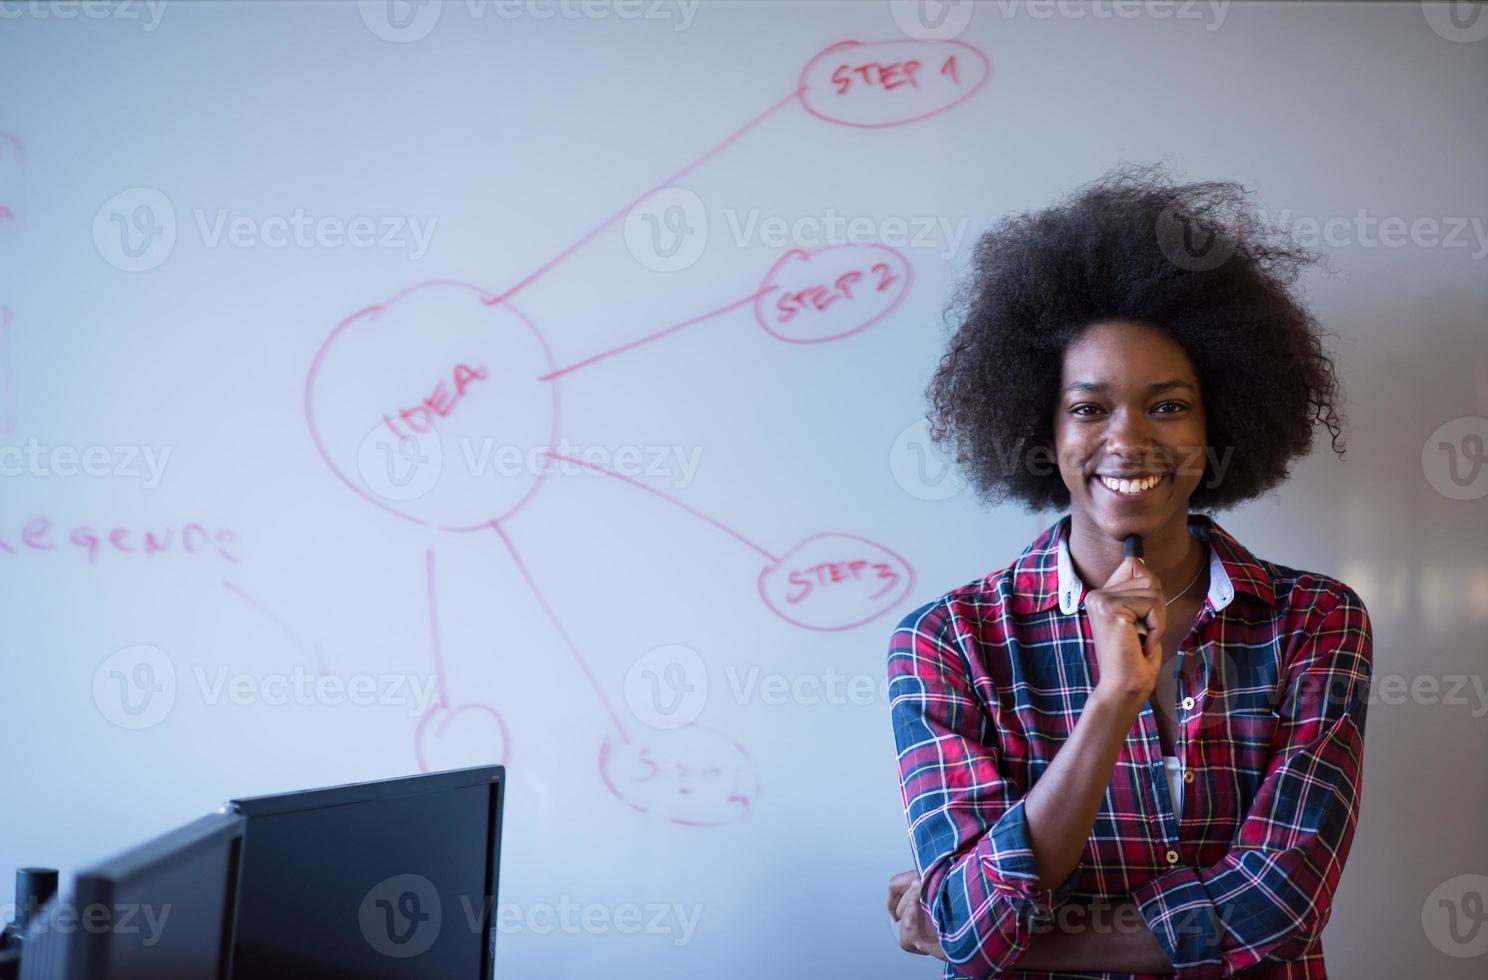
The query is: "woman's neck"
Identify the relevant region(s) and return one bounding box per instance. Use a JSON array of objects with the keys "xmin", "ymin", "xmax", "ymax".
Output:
[{"xmin": 1066, "ymin": 509, "xmax": 1208, "ymax": 601}]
